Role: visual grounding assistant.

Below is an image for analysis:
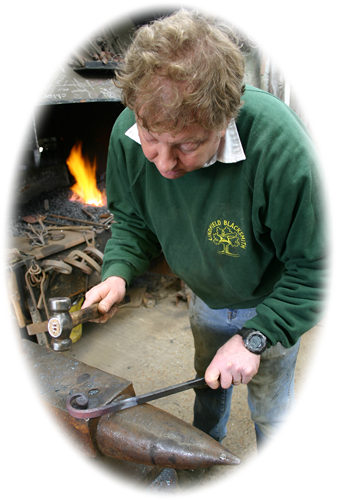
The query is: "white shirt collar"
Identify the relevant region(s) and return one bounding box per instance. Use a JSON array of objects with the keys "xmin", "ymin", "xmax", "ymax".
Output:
[{"xmin": 125, "ymin": 118, "xmax": 246, "ymax": 165}]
